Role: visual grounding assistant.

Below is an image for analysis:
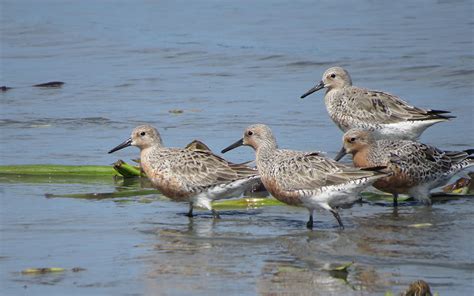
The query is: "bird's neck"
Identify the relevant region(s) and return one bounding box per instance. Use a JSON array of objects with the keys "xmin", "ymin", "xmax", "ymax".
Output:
[
  {"xmin": 140, "ymin": 144, "xmax": 163, "ymax": 160},
  {"xmin": 255, "ymin": 142, "xmax": 277, "ymax": 164}
]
